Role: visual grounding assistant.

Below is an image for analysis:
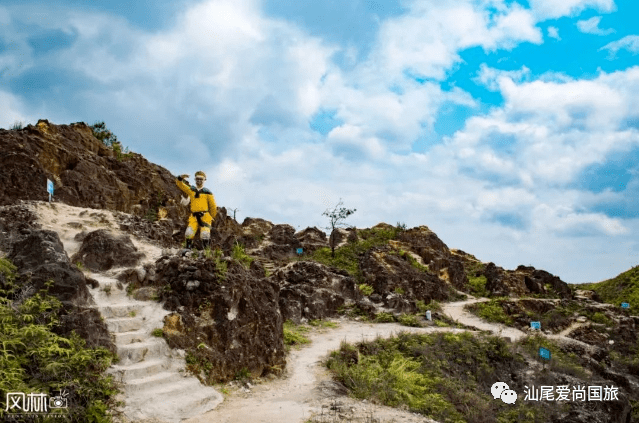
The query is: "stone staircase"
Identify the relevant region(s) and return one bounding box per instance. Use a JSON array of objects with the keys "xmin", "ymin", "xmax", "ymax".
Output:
[
  {"xmin": 251, "ymin": 255, "xmax": 277, "ymax": 275},
  {"xmin": 90, "ymin": 274, "xmax": 223, "ymax": 423}
]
